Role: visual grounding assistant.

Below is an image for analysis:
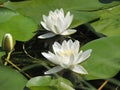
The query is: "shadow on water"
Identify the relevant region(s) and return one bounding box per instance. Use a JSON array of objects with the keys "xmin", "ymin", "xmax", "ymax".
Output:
[{"xmin": 99, "ymin": 0, "xmax": 120, "ymax": 4}]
